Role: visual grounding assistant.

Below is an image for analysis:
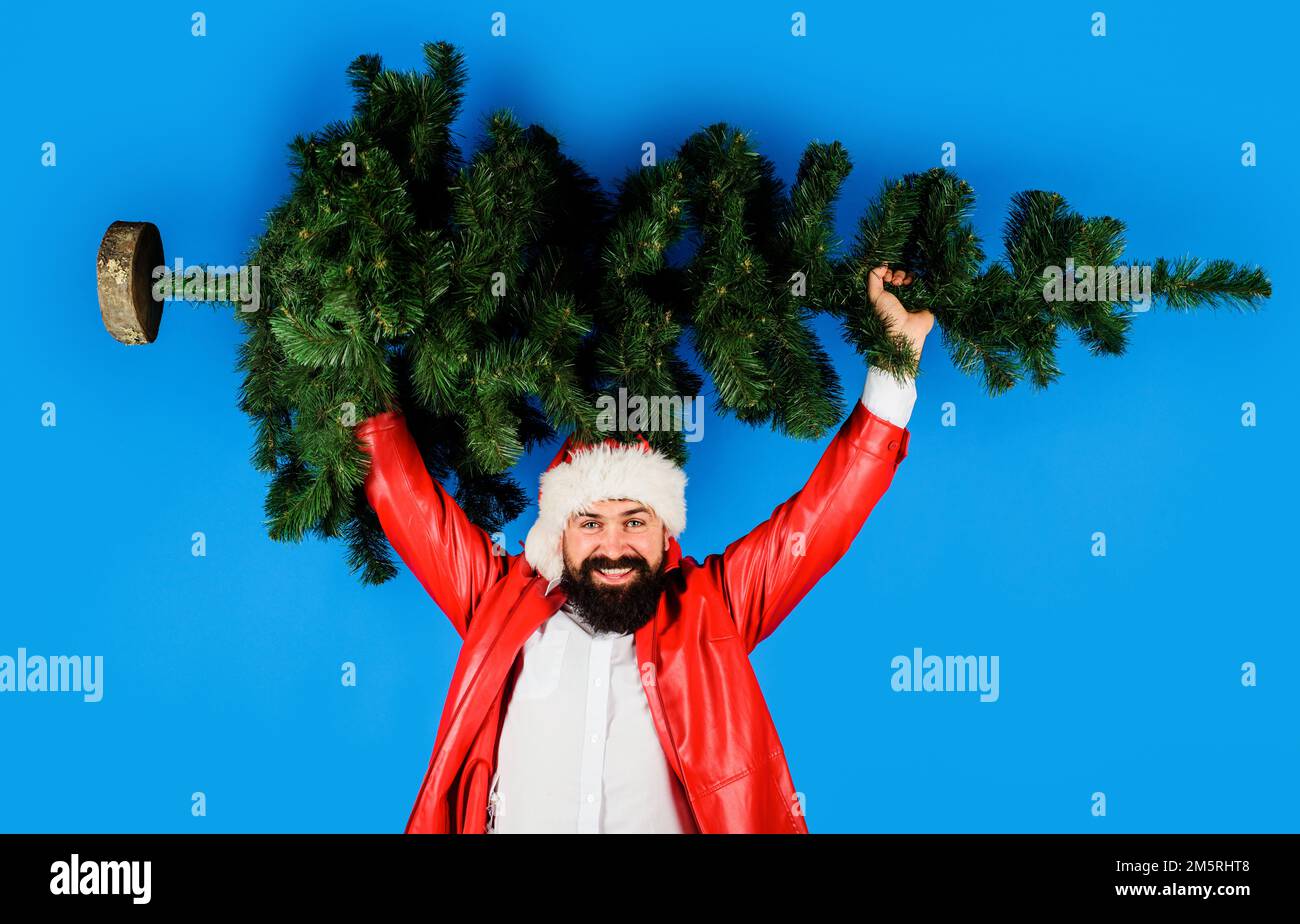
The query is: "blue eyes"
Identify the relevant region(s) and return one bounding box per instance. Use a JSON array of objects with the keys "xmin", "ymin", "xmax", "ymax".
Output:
[{"xmin": 580, "ymin": 520, "xmax": 645, "ymax": 529}]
